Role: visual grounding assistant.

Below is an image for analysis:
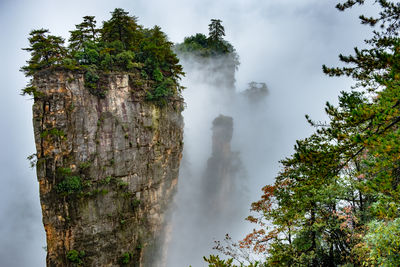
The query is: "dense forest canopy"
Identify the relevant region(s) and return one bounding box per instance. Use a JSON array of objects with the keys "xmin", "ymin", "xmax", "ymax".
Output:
[
  {"xmin": 21, "ymin": 8, "xmax": 184, "ymax": 103},
  {"xmin": 204, "ymin": 0, "xmax": 400, "ymax": 266}
]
